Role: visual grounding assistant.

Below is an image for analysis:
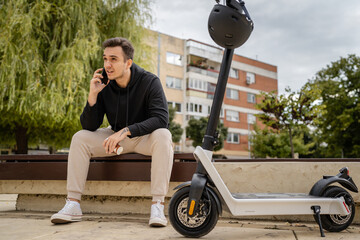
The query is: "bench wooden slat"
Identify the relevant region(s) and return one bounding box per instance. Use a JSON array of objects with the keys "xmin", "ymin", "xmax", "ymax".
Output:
[
  {"xmin": 0, "ymin": 162, "xmax": 197, "ymax": 181},
  {"xmin": 0, "ymin": 153, "xmax": 196, "ymax": 162}
]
